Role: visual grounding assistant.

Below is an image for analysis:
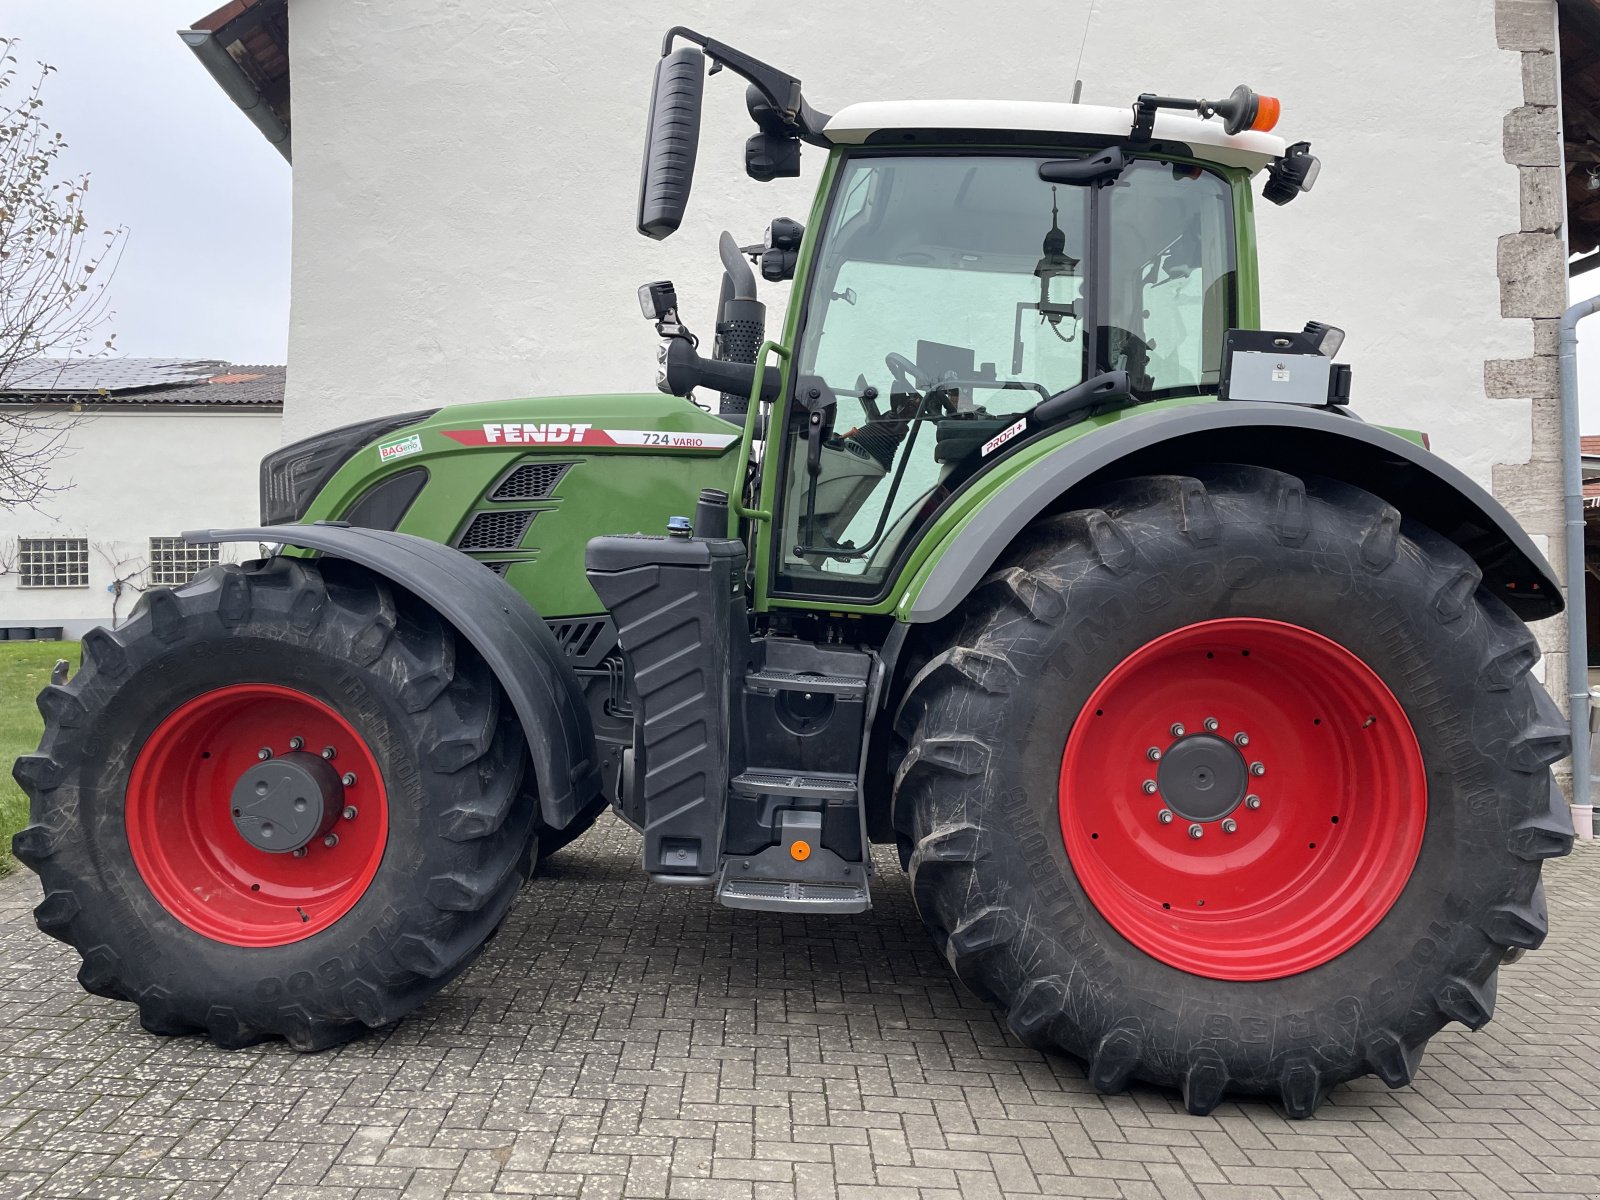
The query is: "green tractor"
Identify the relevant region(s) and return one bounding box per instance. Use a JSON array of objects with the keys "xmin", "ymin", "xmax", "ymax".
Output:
[{"xmin": 14, "ymin": 29, "xmax": 1574, "ymax": 1116}]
